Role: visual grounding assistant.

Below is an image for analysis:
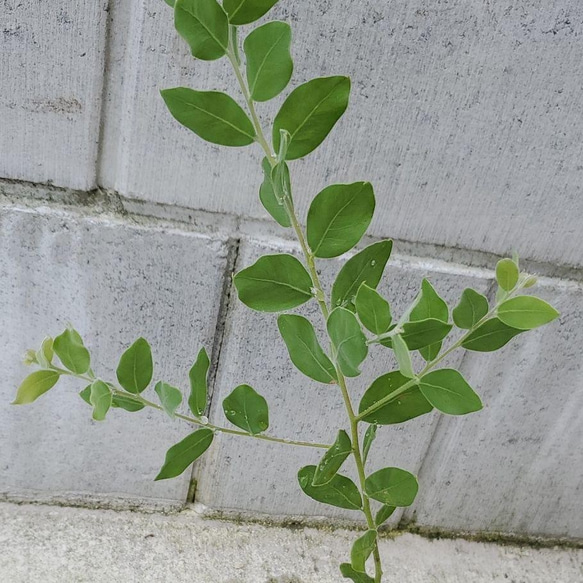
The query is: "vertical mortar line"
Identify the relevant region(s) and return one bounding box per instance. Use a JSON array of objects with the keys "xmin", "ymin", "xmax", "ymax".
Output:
[
  {"xmin": 186, "ymin": 235, "xmax": 241, "ymax": 503},
  {"xmin": 397, "ymin": 276, "xmax": 498, "ymax": 529}
]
